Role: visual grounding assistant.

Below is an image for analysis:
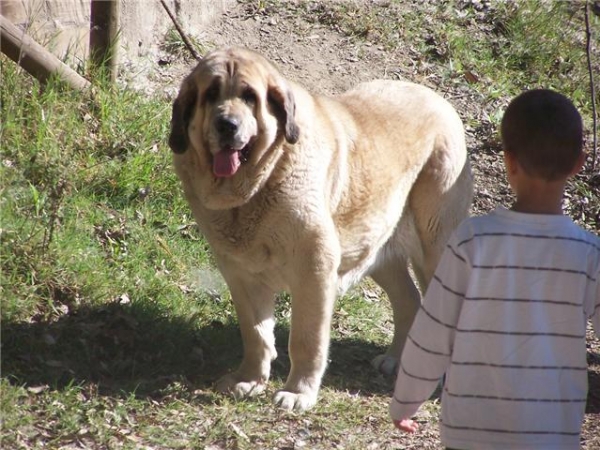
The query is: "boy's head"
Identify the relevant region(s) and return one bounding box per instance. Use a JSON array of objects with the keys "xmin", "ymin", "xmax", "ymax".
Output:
[{"xmin": 500, "ymin": 89, "xmax": 584, "ymax": 181}]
